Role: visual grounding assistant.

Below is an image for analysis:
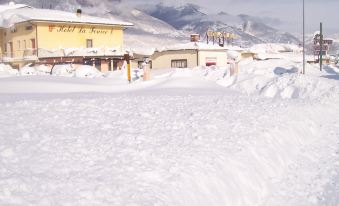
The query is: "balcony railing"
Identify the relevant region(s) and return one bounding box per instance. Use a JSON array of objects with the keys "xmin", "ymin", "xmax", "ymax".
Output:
[
  {"xmin": 0, "ymin": 49, "xmax": 38, "ymax": 62},
  {"xmin": 38, "ymin": 47, "xmax": 126, "ymax": 58},
  {"xmin": 0, "ymin": 47, "xmax": 127, "ymax": 62}
]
